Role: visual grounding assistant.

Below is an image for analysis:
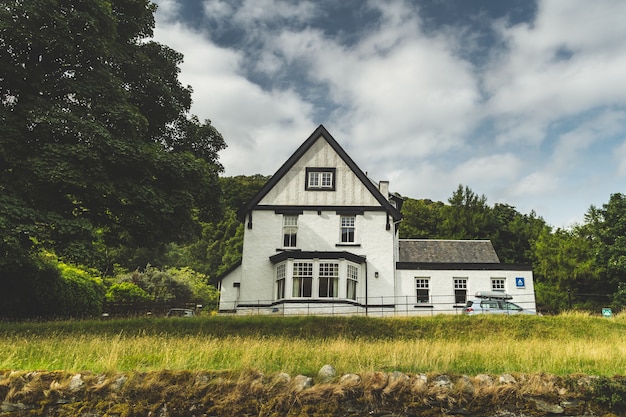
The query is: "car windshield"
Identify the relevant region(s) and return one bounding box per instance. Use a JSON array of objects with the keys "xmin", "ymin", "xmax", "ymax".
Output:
[{"xmin": 503, "ymin": 302, "xmax": 522, "ymax": 311}]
